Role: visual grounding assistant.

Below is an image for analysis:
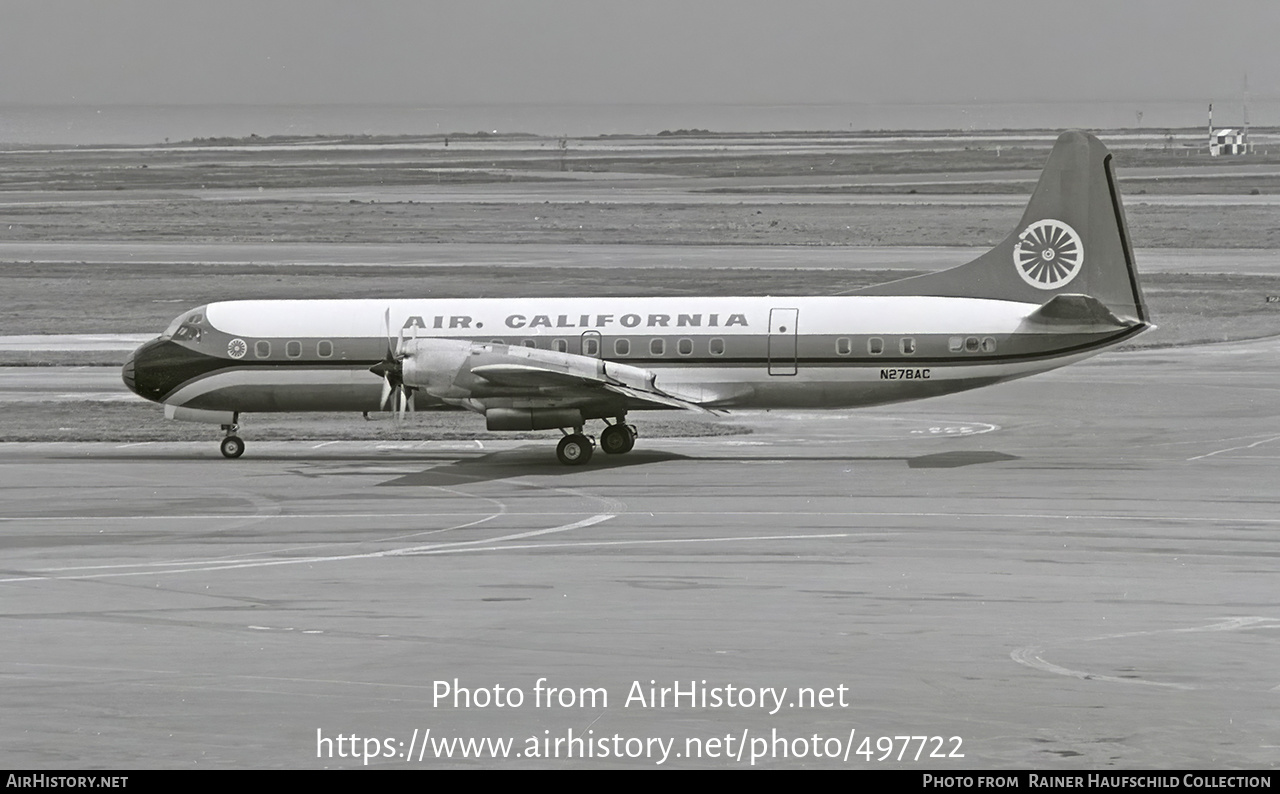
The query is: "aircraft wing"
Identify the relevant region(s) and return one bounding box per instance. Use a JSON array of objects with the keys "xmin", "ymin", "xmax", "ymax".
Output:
[
  {"xmin": 470, "ymin": 356, "xmax": 720, "ymax": 416},
  {"xmin": 402, "ymin": 339, "xmax": 722, "ymax": 416}
]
